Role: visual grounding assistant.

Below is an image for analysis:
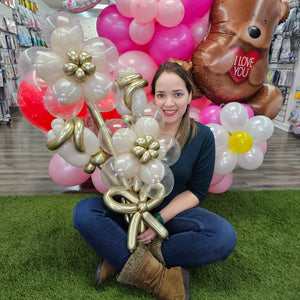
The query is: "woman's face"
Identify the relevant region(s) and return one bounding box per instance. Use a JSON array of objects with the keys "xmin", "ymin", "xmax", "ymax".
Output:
[{"xmin": 154, "ymin": 71, "xmax": 192, "ymax": 129}]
